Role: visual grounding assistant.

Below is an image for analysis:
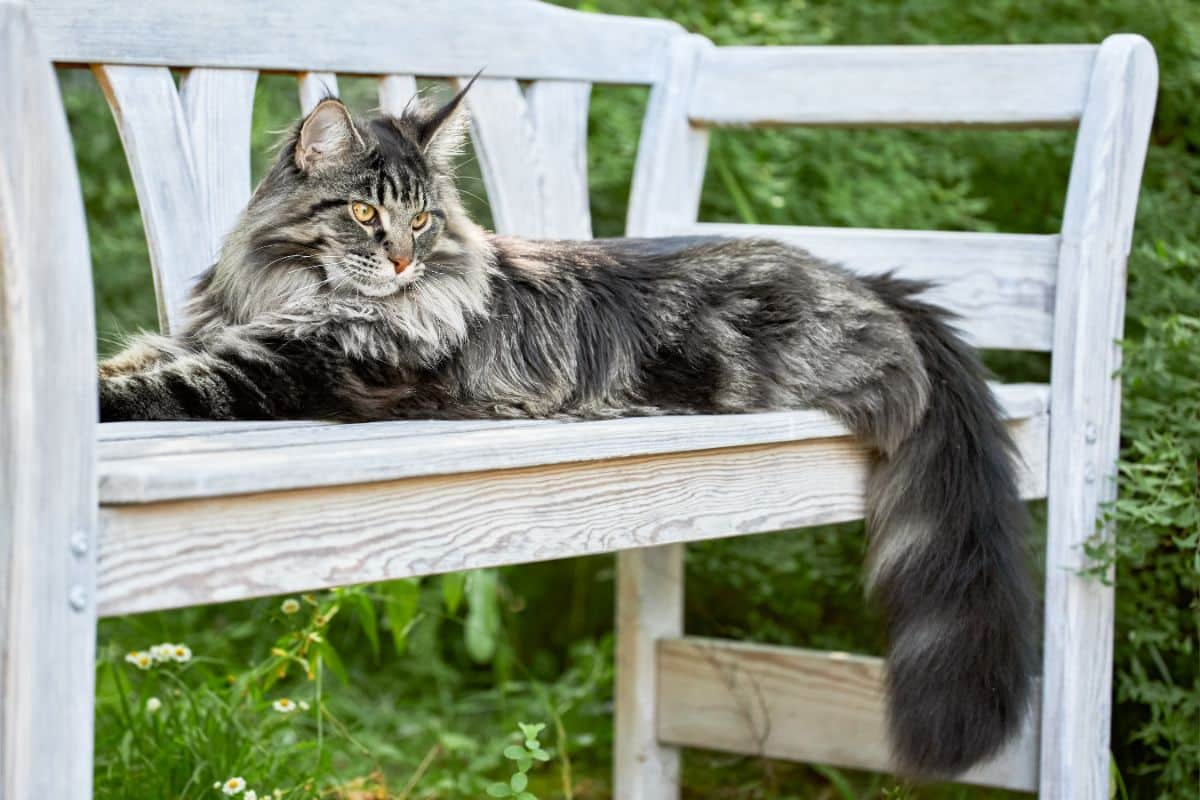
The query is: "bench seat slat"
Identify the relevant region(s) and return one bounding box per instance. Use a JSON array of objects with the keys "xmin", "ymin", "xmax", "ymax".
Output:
[
  {"xmin": 684, "ymin": 224, "xmax": 1059, "ymax": 351},
  {"xmin": 688, "ymin": 44, "xmax": 1097, "ymax": 128},
  {"xmin": 95, "ymin": 391, "xmax": 1047, "ymax": 616},
  {"xmin": 97, "ymin": 383, "xmax": 1049, "ymax": 504},
  {"xmin": 656, "ymin": 638, "xmax": 1039, "ymax": 791}
]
